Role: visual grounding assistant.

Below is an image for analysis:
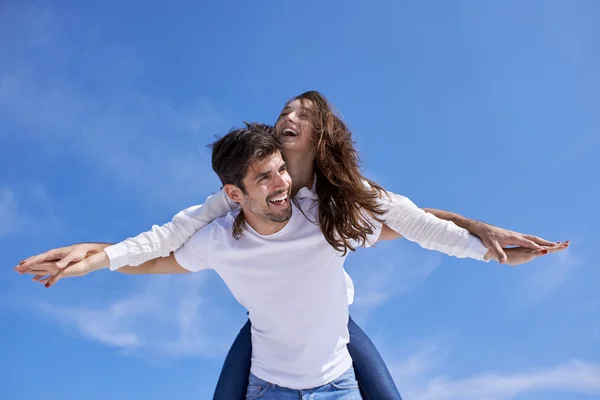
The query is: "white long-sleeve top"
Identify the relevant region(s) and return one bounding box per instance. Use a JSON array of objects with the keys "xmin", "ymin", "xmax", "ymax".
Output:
[{"xmin": 105, "ymin": 185, "xmax": 489, "ymax": 271}]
